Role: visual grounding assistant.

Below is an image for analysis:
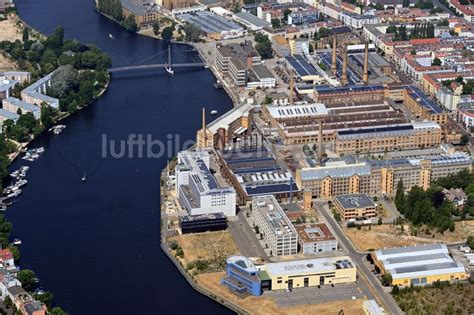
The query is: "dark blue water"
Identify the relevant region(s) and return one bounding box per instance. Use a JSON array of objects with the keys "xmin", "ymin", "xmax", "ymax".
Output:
[{"xmin": 8, "ymin": 0, "xmax": 234, "ymax": 314}]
